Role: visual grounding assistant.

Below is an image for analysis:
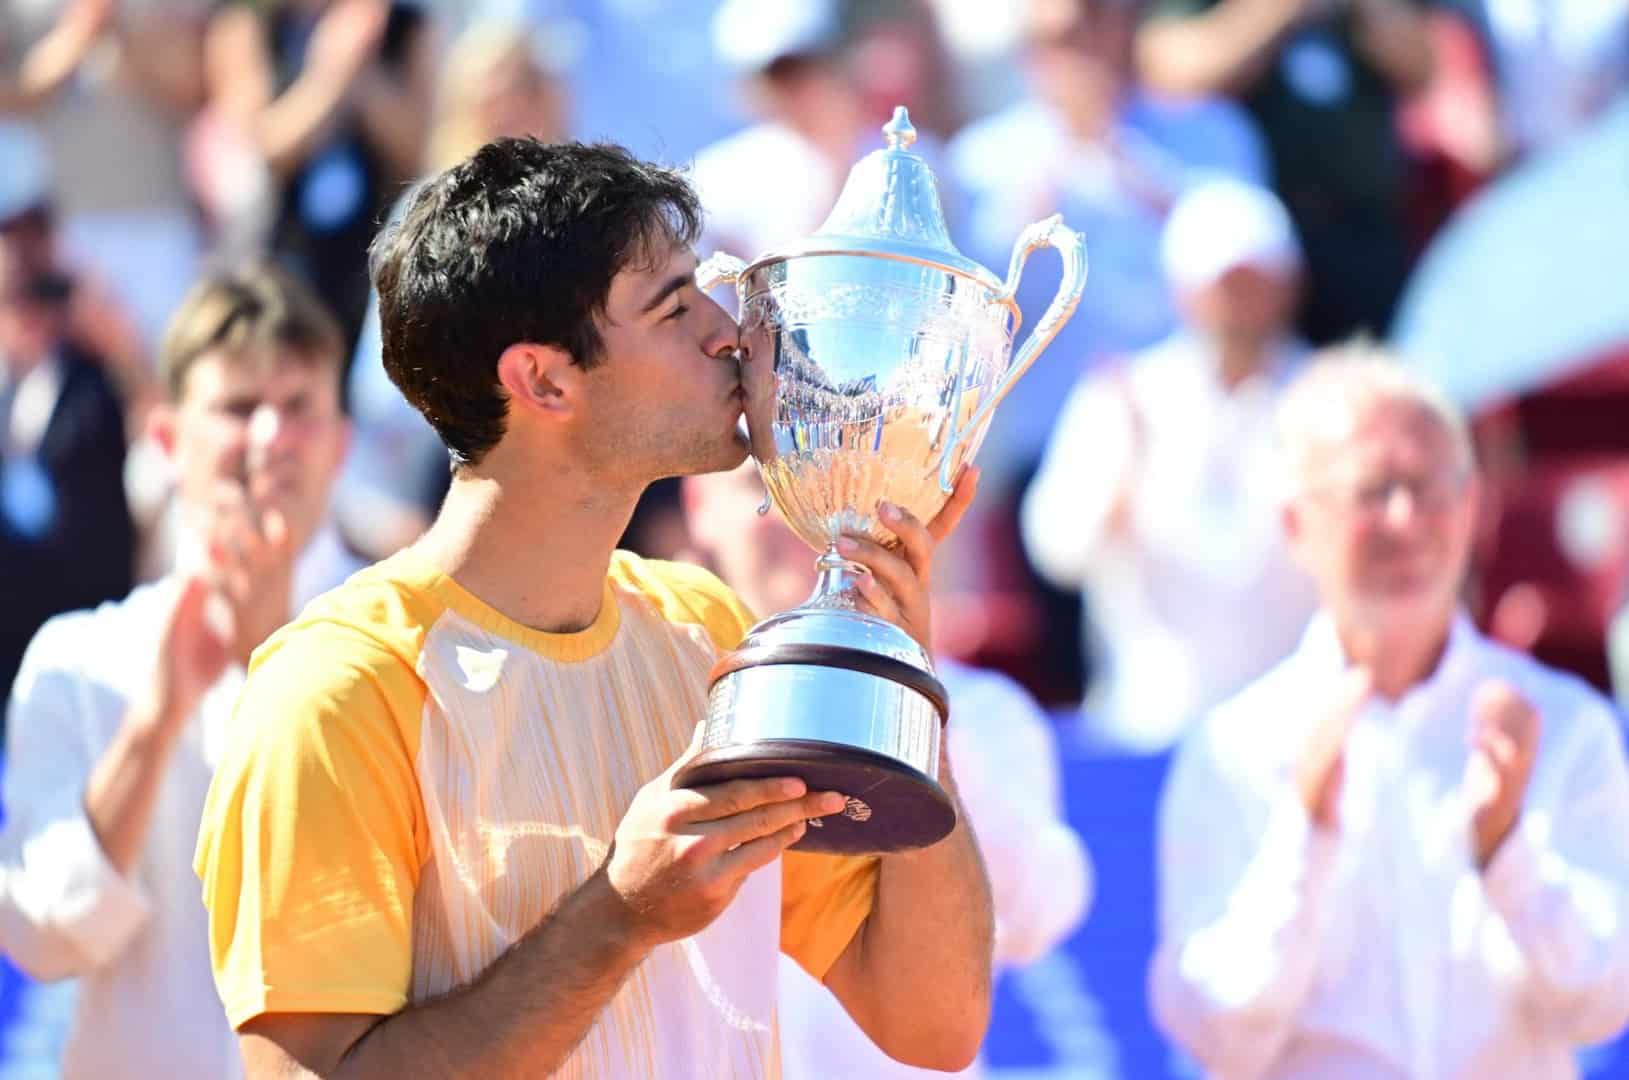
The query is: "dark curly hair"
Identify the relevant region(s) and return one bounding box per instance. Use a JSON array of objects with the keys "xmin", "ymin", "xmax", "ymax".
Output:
[{"xmin": 370, "ymin": 138, "xmax": 703, "ymax": 466}]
